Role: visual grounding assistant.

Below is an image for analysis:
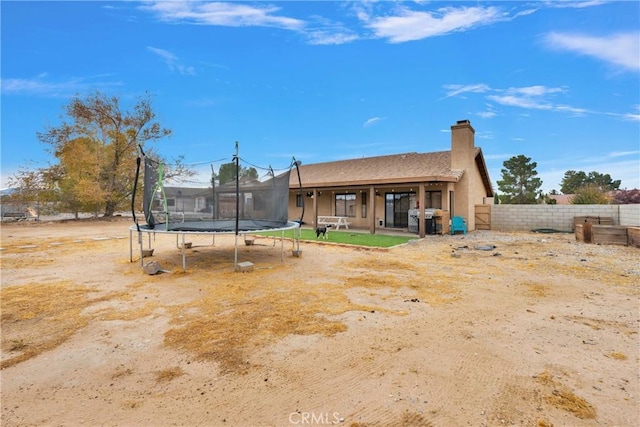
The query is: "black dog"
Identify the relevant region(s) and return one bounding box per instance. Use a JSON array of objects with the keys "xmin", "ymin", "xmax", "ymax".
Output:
[{"xmin": 315, "ymin": 225, "xmax": 329, "ymax": 239}]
